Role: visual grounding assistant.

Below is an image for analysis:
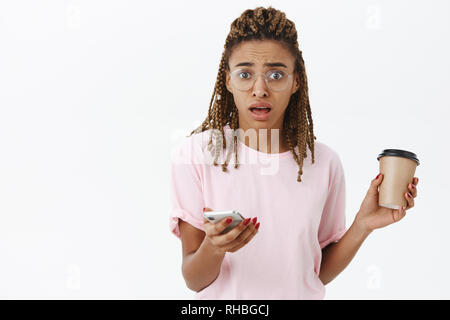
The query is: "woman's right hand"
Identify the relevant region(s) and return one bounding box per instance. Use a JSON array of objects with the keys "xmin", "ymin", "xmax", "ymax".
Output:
[{"xmin": 202, "ymin": 207, "xmax": 260, "ymax": 254}]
